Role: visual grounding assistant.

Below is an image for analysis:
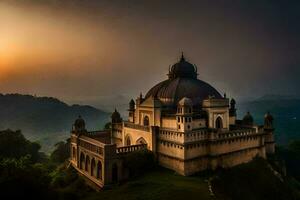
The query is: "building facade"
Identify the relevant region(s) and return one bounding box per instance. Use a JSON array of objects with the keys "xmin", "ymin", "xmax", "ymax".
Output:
[{"xmin": 70, "ymin": 54, "xmax": 275, "ymax": 187}]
